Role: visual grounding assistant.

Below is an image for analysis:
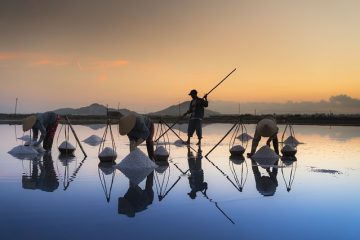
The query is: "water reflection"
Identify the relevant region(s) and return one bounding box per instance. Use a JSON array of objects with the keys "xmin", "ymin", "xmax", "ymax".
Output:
[
  {"xmin": 98, "ymin": 162, "xmax": 116, "ymax": 202},
  {"xmin": 251, "ymin": 160, "xmax": 279, "ymax": 197},
  {"xmin": 187, "ymin": 146, "xmax": 207, "ymax": 199},
  {"xmin": 56, "ymin": 154, "xmax": 87, "ymax": 190},
  {"xmin": 118, "ymin": 171, "xmax": 154, "ymax": 218},
  {"xmin": 280, "ymin": 156, "xmax": 297, "ymax": 192},
  {"xmin": 22, "ymin": 153, "xmax": 59, "ymax": 192}
]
